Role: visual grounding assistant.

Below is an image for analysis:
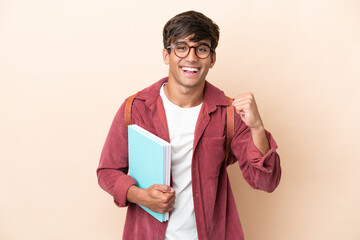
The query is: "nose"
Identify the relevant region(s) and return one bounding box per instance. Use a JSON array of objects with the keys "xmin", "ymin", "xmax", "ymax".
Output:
[{"xmin": 185, "ymin": 47, "xmax": 198, "ymax": 62}]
